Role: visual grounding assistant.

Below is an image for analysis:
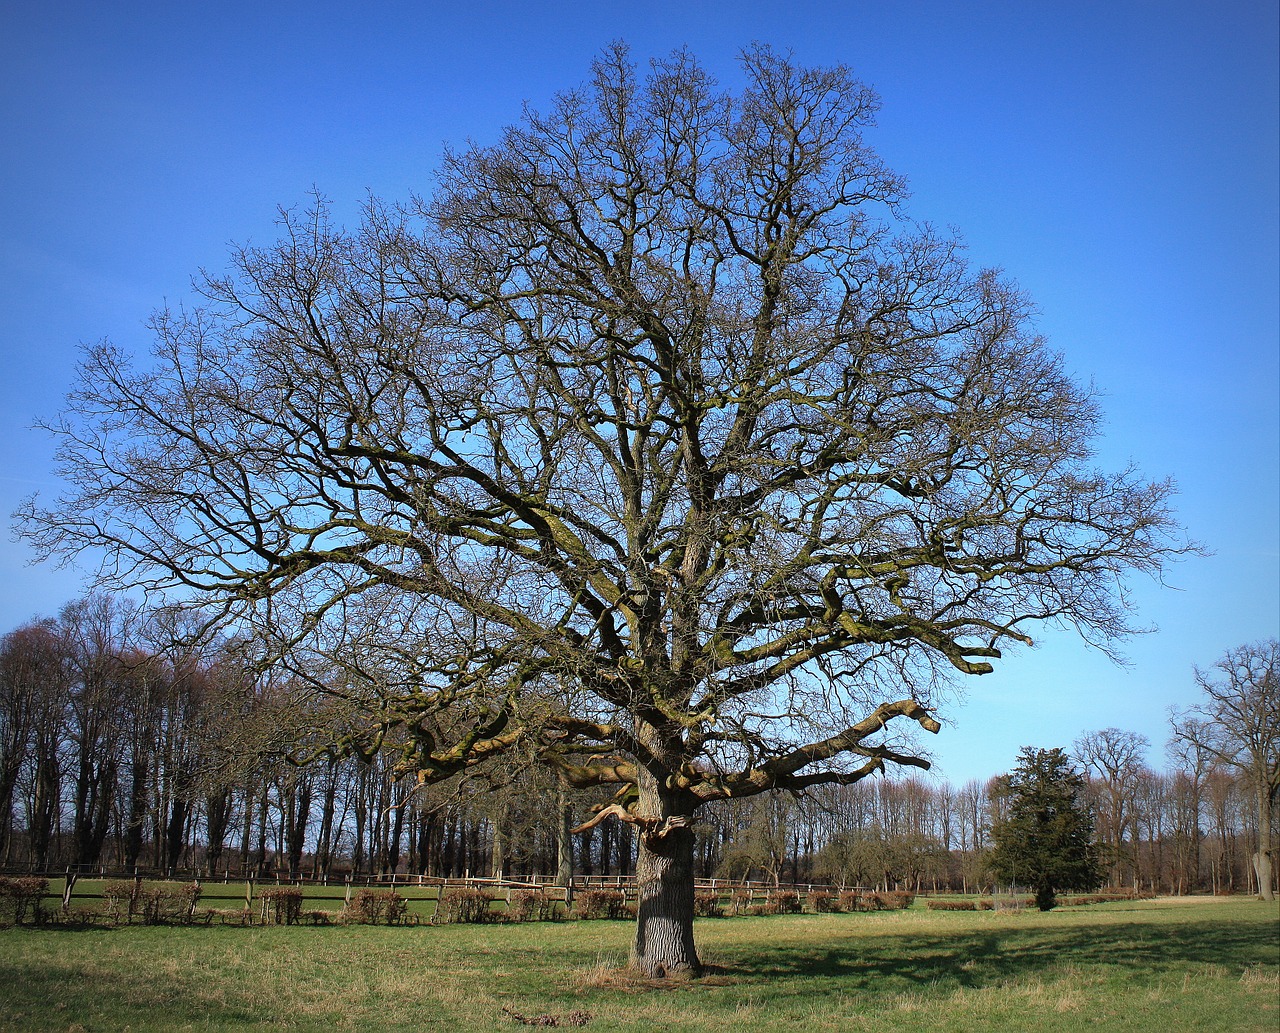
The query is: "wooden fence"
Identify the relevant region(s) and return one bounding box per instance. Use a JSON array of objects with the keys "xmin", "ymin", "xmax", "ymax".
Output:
[{"xmin": 15, "ymin": 868, "xmax": 857, "ymax": 920}]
